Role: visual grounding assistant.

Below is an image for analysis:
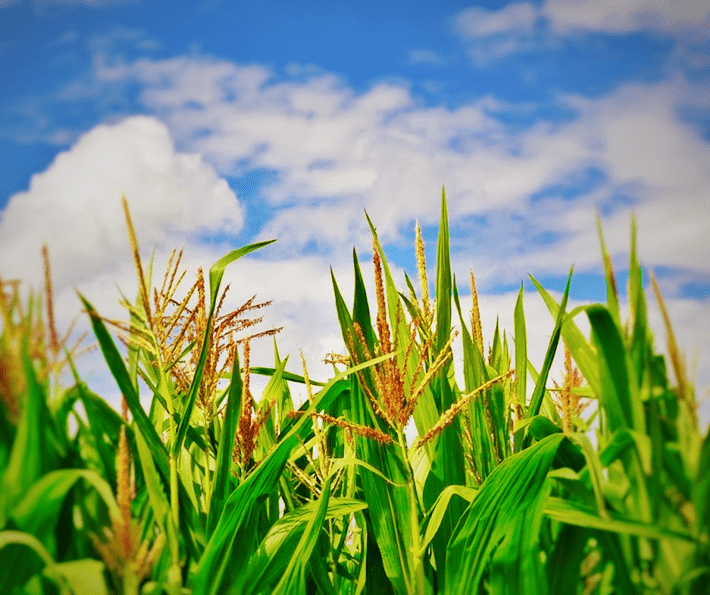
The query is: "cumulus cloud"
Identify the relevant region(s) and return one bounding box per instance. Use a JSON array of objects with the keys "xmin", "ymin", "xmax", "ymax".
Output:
[{"xmin": 0, "ymin": 115, "xmax": 244, "ymax": 290}]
